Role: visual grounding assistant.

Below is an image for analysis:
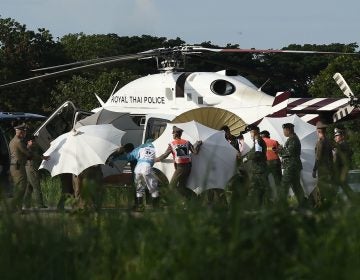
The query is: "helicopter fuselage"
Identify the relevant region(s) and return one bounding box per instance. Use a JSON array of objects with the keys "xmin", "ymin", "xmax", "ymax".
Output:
[
  {"xmin": 101, "ymin": 70, "xmax": 354, "ymax": 127},
  {"xmin": 102, "ymin": 70, "xmax": 275, "ymax": 124}
]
